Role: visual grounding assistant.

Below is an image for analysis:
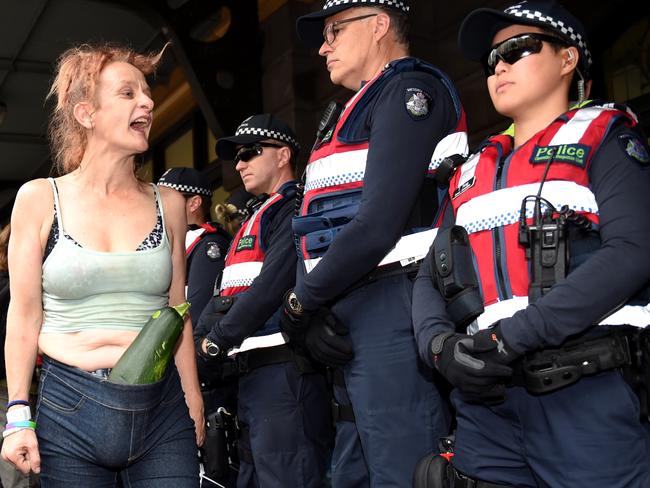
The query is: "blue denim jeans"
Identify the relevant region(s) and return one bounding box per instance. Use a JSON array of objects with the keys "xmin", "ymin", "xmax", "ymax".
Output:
[{"xmin": 36, "ymin": 356, "xmax": 199, "ymax": 487}]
